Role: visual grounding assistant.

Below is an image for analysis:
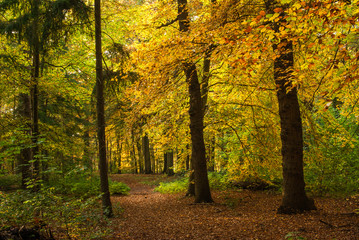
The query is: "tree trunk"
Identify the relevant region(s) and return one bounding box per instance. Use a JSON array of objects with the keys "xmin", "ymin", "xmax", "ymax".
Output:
[
  {"xmin": 117, "ymin": 139, "xmax": 122, "ymax": 174},
  {"xmin": 166, "ymin": 150, "xmax": 174, "ymax": 176},
  {"xmin": 177, "ymin": 0, "xmax": 213, "ymax": 203},
  {"xmin": 95, "ymin": 0, "xmax": 113, "ymax": 217},
  {"xmin": 265, "ymin": 0, "xmax": 316, "ymax": 214},
  {"xmin": 142, "ymin": 134, "xmax": 152, "ymax": 174},
  {"xmin": 136, "ymin": 139, "xmax": 143, "ymax": 173},
  {"xmin": 186, "ymin": 160, "xmax": 195, "ymax": 197},
  {"xmin": 19, "ymin": 93, "xmax": 32, "ymax": 189},
  {"xmin": 163, "ymin": 152, "xmax": 168, "ymax": 174},
  {"xmin": 30, "ymin": 0, "xmax": 41, "ymax": 189},
  {"xmin": 185, "ymin": 144, "xmax": 190, "ymax": 171}
]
